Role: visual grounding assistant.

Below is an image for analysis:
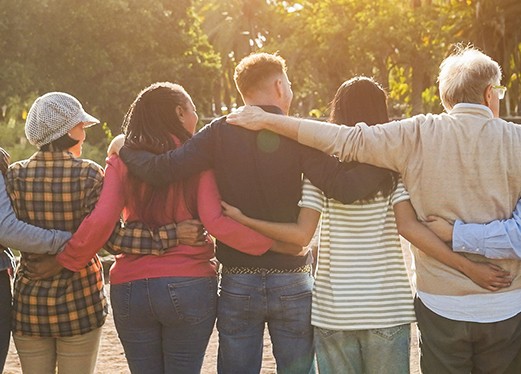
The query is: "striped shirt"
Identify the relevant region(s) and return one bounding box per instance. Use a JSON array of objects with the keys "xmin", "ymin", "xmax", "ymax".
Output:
[
  {"xmin": 300, "ymin": 178, "xmax": 415, "ymax": 330},
  {"xmin": 6, "ymin": 151, "xmax": 107, "ymax": 337}
]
